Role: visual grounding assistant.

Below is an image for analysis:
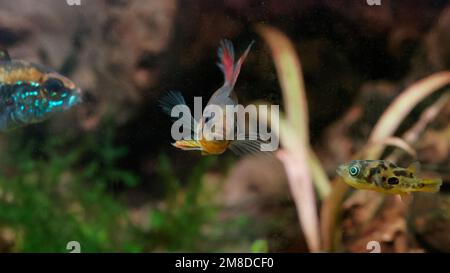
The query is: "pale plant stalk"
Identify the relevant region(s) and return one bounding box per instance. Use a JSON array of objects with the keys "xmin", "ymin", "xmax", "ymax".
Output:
[
  {"xmin": 278, "ymin": 118, "xmax": 321, "ymax": 252},
  {"xmin": 309, "ymin": 148, "xmax": 331, "ymax": 199},
  {"xmin": 367, "ymin": 72, "xmax": 450, "ymax": 159},
  {"xmin": 403, "ymin": 93, "xmax": 450, "ymax": 145},
  {"xmin": 258, "ymin": 25, "xmax": 326, "ymax": 252}
]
